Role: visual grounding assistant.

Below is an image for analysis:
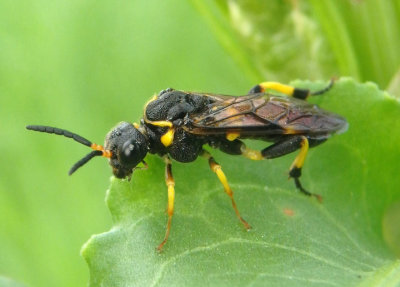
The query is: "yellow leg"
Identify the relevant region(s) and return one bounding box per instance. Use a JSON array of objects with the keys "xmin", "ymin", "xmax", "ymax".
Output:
[
  {"xmin": 289, "ymin": 136, "xmax": 309, "ymax": 172},
  {"xmin": 251, "ymin": 79, "xmax": 335, "ymax": 100},
  {"xmin": 157, "ymin": 156, "xmax": 175, "ymax": 251},
  {"xmin": 258, "ymin": 82, "xmax": 296, "ymax": 96},
  {"xmin": 202, "ymin": 150, "xmax": 251, "ymax": 230},
  {"xmin": 288, "ymin": 137, "xmax": 322, "ymax": 202}
]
